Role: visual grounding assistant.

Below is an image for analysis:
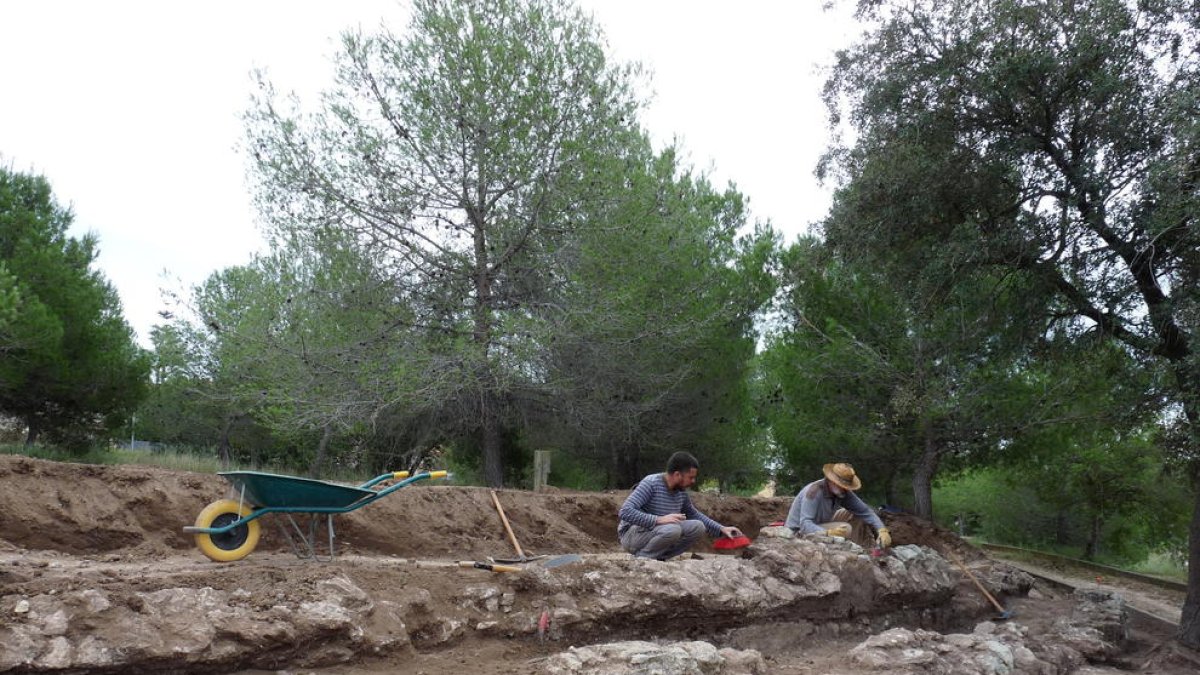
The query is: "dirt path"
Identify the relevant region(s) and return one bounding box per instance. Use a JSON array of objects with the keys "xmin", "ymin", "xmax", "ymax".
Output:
[{"xmin": 987, "ymin": 554, "xmax": 1184, "ymax": 626}]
